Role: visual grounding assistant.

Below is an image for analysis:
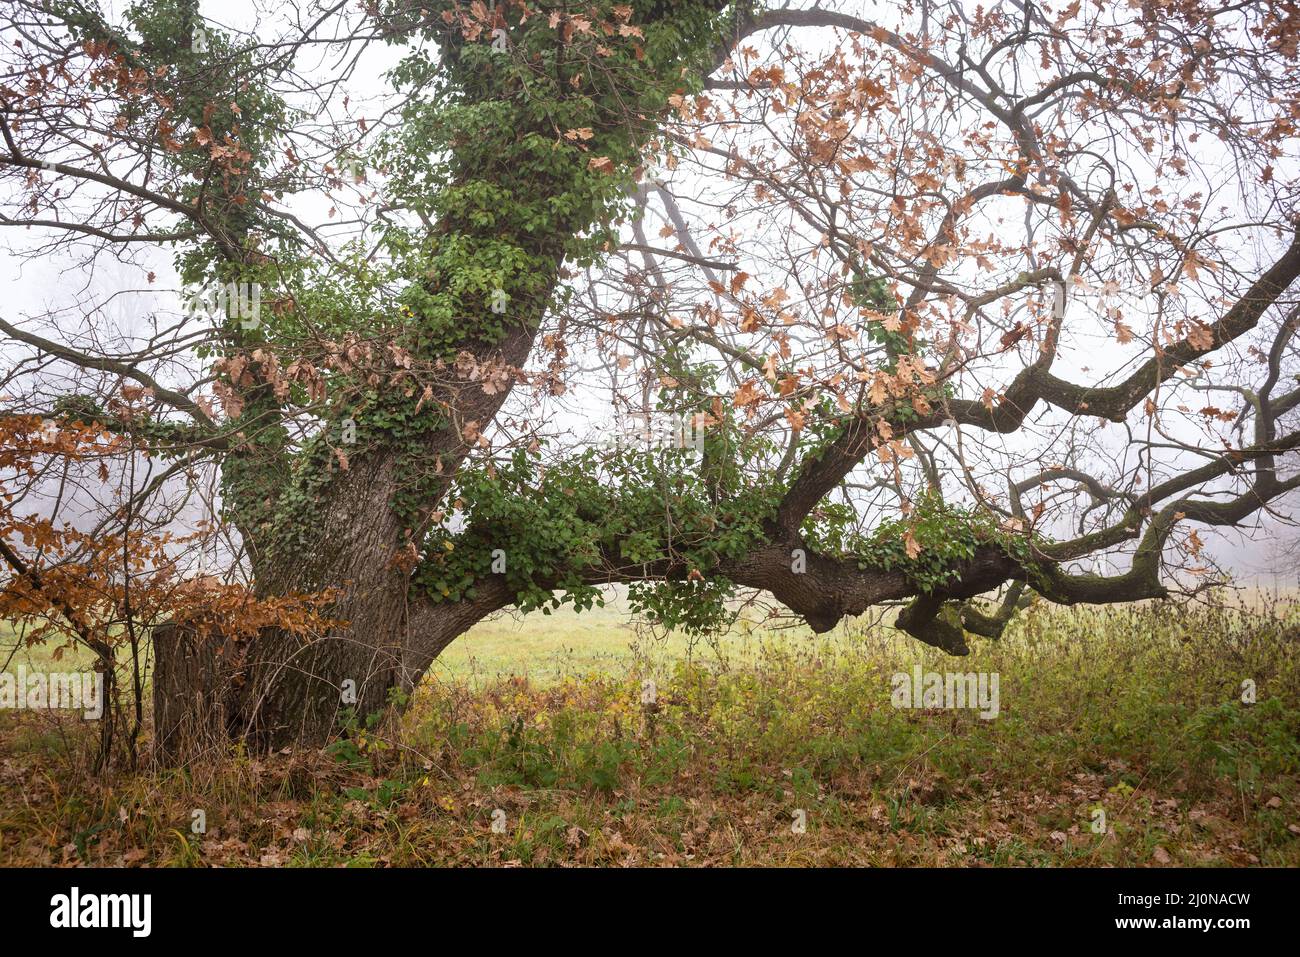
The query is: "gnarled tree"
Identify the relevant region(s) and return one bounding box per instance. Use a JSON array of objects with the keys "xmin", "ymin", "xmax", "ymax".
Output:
[{"xmin": 1, "ymin": 0, "xmax": 1297, "ymax": 762}]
